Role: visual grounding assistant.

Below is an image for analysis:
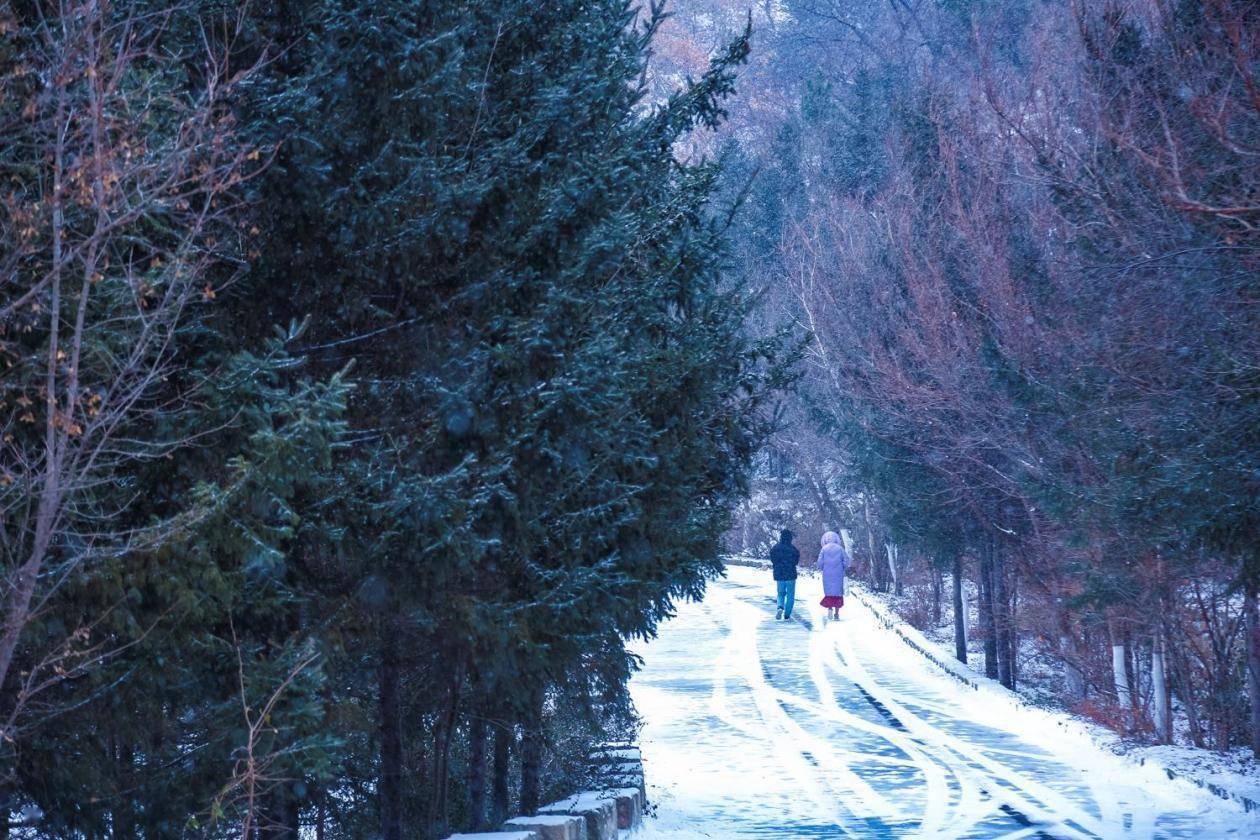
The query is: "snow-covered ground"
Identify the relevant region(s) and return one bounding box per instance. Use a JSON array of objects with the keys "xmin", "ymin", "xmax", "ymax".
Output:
[
  {"xmin": 856, "ymin": 575, "xmax": 1260, "ymax": 813},
  {"xmin": 627, "ymin": 565, "xmax": 1258, "ymax": 837}
]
